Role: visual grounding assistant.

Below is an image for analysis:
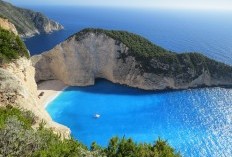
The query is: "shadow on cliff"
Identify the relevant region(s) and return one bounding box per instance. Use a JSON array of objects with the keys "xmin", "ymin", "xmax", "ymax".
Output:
[
  {"xmin": 60, "ymin": 78, "xmax": 175, "ymax": 96},
  {"xmin": 39, "ymin": 78, "xmax": 232, "ymax": 96}
]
